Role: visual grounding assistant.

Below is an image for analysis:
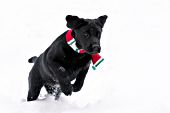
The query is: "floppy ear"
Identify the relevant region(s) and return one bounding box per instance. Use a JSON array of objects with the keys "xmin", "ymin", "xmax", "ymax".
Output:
[
  {"xmin": 97, "ymin": 15, "xmax": 108, "ymax": 28},
  {"xmin": 66, "ymin": 15, "xmax": 86, "ymax": 29}
]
